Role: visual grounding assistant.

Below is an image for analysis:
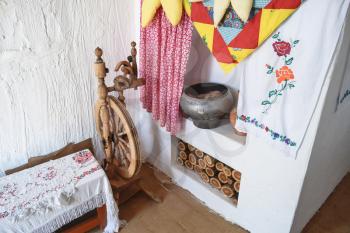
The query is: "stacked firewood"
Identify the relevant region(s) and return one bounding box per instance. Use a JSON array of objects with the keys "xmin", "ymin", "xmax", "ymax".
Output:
[{"xmin": 177, "ymin": 139, "xmax": 241, "ymax": 205}]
